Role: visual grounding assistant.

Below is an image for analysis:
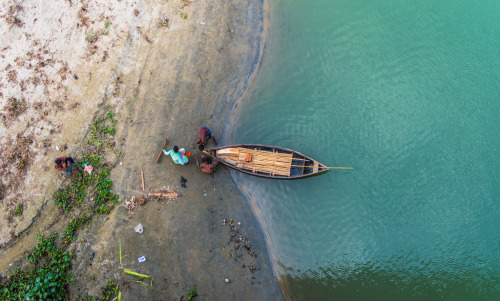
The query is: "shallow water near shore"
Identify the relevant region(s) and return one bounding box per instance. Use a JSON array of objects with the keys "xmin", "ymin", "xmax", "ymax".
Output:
[{"xmin": 228, "ymin": 0, "xmax": 500, "ymax": 299}]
